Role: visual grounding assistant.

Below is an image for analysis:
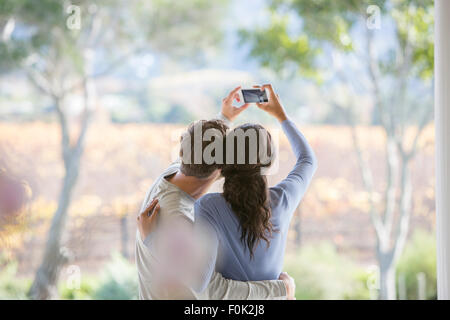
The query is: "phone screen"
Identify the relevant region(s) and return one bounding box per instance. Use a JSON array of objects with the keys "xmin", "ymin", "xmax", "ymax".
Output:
[{"xmin": 241, "ymin": 89, "xmax": 268, "ymax": 103}]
